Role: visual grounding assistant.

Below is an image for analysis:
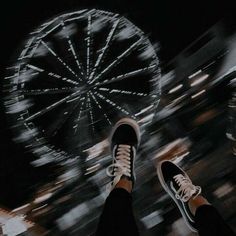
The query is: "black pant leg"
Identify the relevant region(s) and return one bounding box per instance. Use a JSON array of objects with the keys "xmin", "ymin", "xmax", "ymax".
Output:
[
  {"xmin": 96, "ymin": 188, "xmax": 140, "ymax": 236},
  {"xmin": 195, "ymin": 205, "xmax": 235, "ymax": 236}
]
